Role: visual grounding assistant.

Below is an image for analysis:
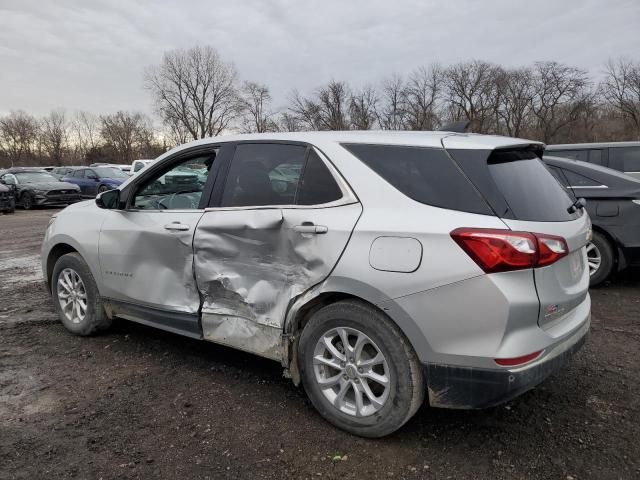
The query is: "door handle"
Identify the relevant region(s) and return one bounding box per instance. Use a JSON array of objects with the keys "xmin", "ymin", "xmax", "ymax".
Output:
[
  {"xmin": 164, "ymin": 222, "xmax": 190, "ymax": 231},
  {"xmin": 293, "ymin": 223, "xmax": 328, "ymax": 234}
]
